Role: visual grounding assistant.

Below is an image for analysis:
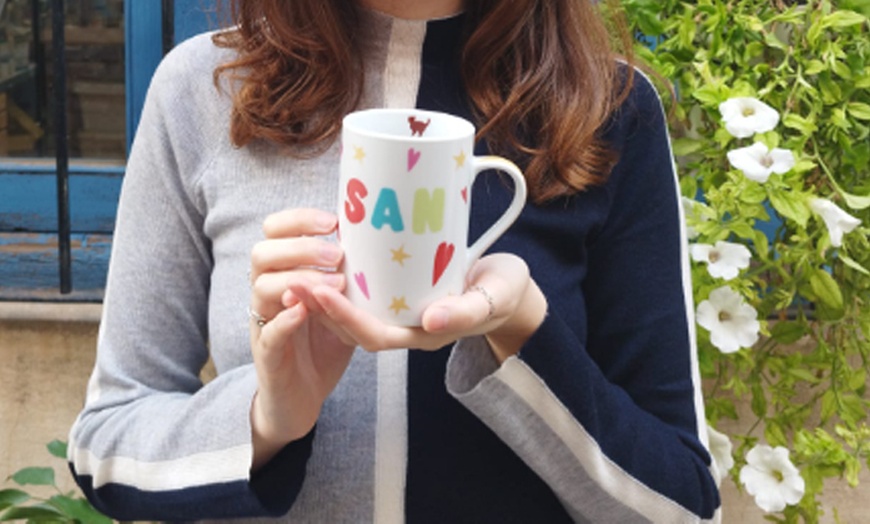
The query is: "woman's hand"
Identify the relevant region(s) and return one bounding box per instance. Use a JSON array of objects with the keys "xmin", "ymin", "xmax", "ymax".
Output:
[
  {"xmin": 248, "ymin": 209, "xmax": 355, "ymax": 471},
  {"xmin": 290, "ymin": 252, "xmax": 548, "ymax": 363}
]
